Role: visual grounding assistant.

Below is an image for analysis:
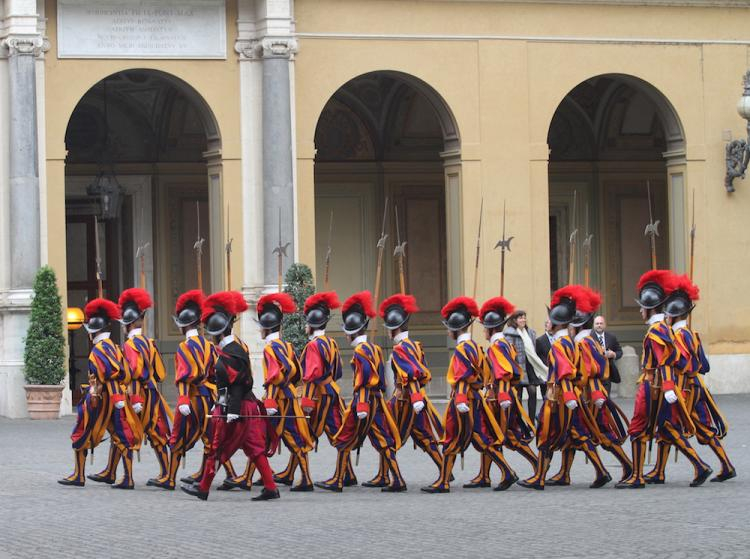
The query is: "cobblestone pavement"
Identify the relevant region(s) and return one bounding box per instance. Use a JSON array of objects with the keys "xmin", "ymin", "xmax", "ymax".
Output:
[{"xmin": 1, "ymin": 395, "xmax": 748, "ymax": 559}]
